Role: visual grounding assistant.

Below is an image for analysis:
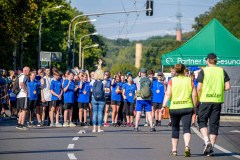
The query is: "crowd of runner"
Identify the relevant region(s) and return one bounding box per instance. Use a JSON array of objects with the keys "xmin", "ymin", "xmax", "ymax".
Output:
[{"xmin": 0, "ymin": 53, "xmax": 231, "ymax": 157}]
